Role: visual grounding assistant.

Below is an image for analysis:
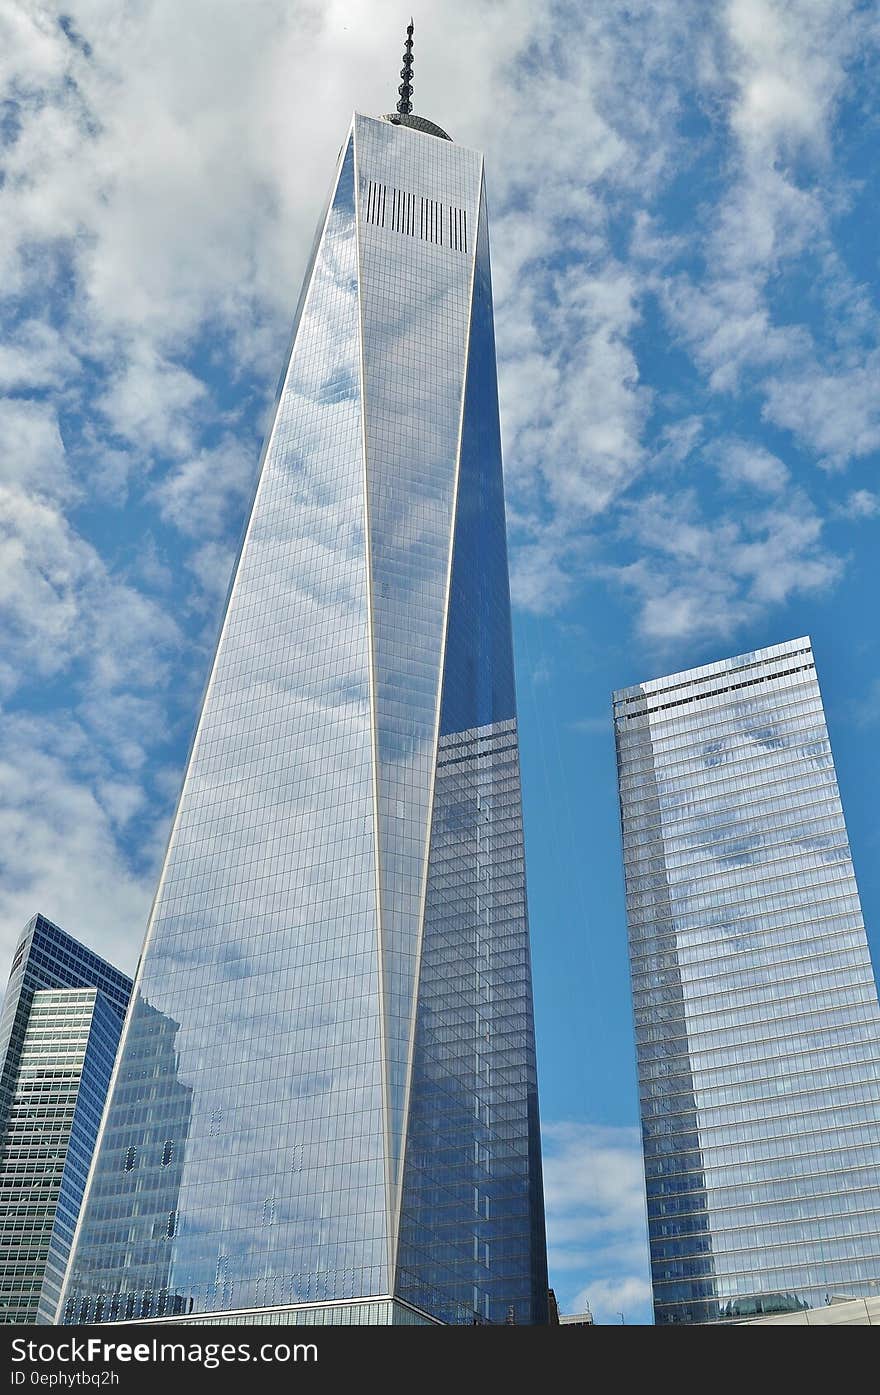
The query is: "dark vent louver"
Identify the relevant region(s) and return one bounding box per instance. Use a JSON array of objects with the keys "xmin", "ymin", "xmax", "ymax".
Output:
[{"xmin": 364, "ymin": 179, "xmax": 468, "ymax": 252}]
